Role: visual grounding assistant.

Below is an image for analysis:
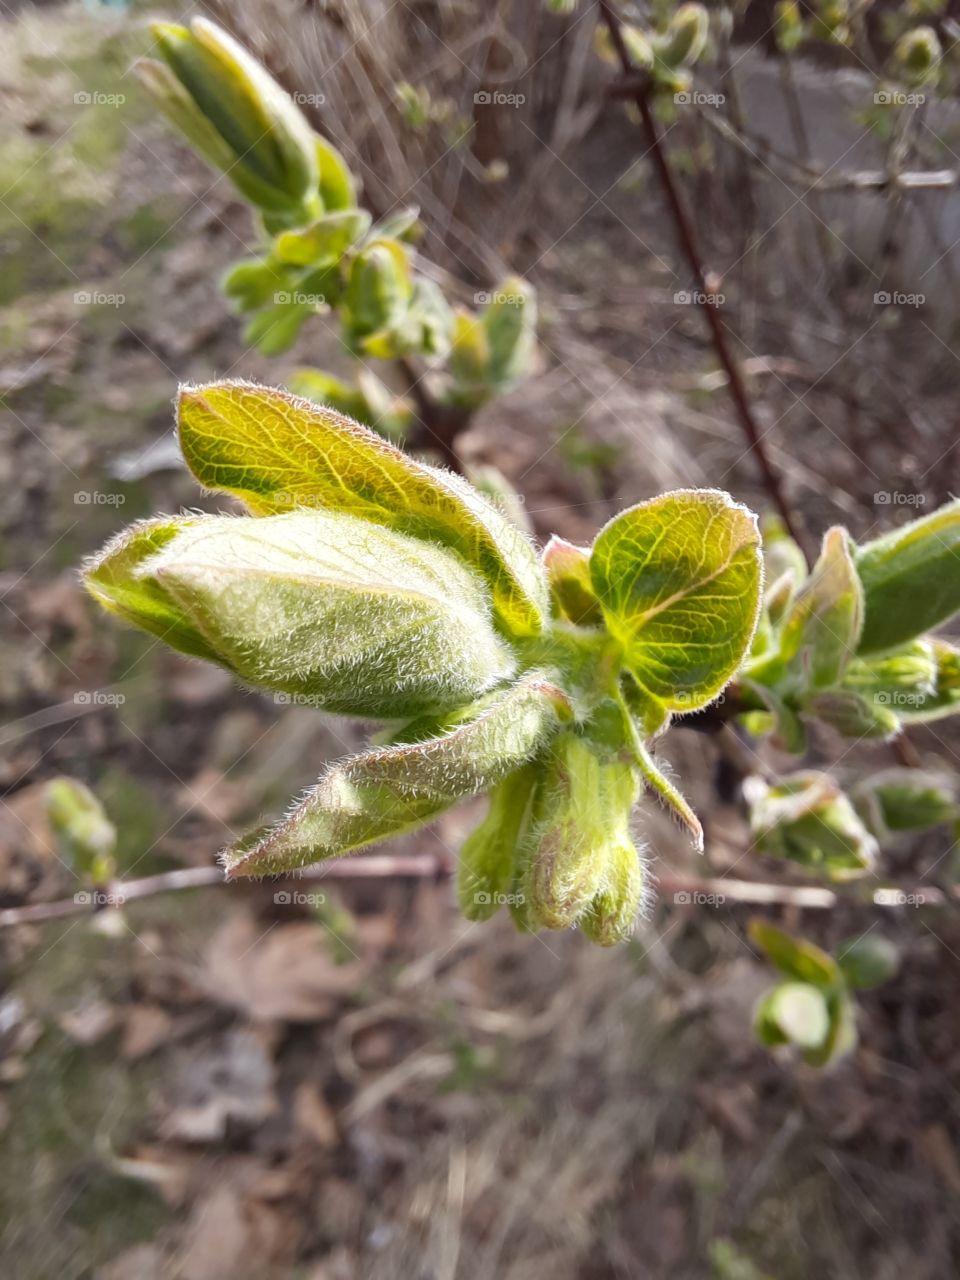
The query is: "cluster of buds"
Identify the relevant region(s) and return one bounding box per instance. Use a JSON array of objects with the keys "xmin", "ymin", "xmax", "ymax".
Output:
[
  {"xmin": 84, "ymin": 382, "xmax": 765, "ymax": 942},
  {"xmin": 595, "ymin": 2, "xmax": 711, "ymax": 97},
  {"xmin": 139, "ymin": 19, "xmax": 538, "ymax": 433}
]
